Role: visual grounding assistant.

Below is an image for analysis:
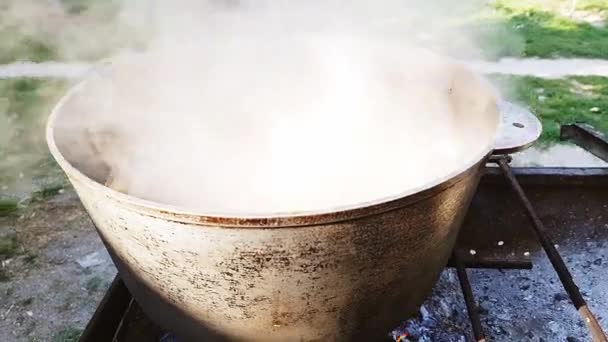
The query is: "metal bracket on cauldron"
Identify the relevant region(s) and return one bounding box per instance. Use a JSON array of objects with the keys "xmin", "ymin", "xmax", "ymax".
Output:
[
  {"xmin": 561, "ymin": 123, "xmax": 608, "ymax": 163},
  {"xmin": 493, "ymin": 101, "xmax": 542, "ymax": 155}
]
